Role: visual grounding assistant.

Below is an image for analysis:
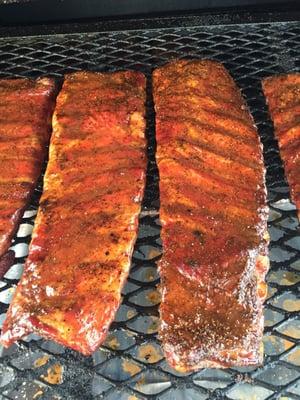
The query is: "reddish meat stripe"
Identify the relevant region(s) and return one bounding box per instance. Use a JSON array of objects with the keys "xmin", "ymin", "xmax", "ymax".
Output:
[
  {"xmin": 0, "ymin": 71, "xmax": 146, "ymax": 355},
  {"xmin": 262, "ymin": 73, "xmax": 300, "ymax": 219},
  {"xmin": 0, "ymin": 77, "xmax": 56, "ymax": 265},
  {"xmin": 154, "ymin": 60, "xmax": 269, "ymax": 371}
]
